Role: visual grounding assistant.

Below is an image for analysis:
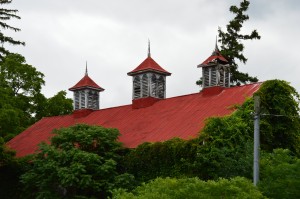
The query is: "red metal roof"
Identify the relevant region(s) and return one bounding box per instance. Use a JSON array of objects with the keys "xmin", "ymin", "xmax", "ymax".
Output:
[
  {"xmin": 69, "ymin": 74, "xmax": 104, "ymax": 91},
  {"xmin": 199, "ymin": 55, "xmax": 228, "ymax": 66},
  {"xmin": 128, "ymin": 56, "xmax": 171, "ymax": 76},
  {"xmin": 7, "ymin": 83, "xmax": 261, "ymax": 157},
  {"xmin": 198, "ymin": 47, "xmax": 228, "ymax": 67}
]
